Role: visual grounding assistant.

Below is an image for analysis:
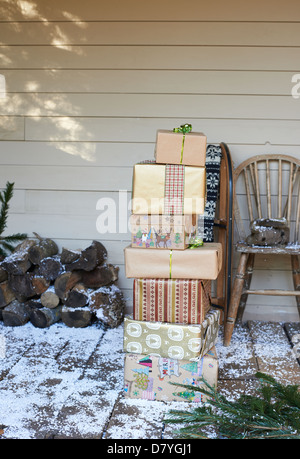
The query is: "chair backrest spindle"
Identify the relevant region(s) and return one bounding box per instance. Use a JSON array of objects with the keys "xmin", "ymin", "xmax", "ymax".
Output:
[
  {"xmin": 266, "ymin": 159, "xmax": 271, "ymax": 218},
  {"xmin": 278, "ymin": 159, "xmax": 282, "ymax": 218},
  {"xmin": 244, "ymin": 167, "xmax": 253, "ymax": 222},
  {"xmin": 254, "ymin": 162, "xmax": 262, "ymax": 219},
  {"xmin": 234, "ymin": 154, "xmax": 300, "ymax": 244}
]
